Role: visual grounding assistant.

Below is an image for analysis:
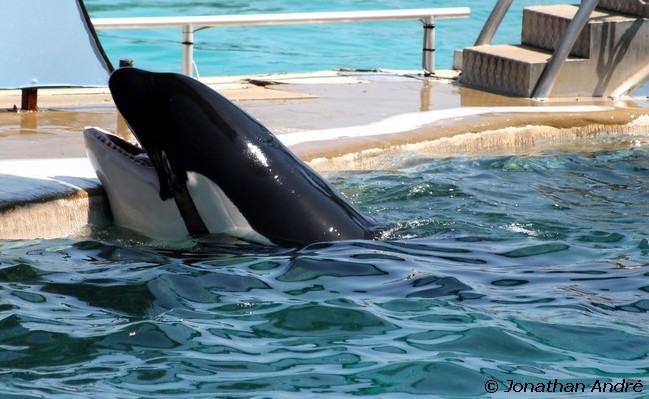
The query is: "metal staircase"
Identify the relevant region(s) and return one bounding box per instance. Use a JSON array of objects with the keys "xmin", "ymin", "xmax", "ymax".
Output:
[{"xmin": 459, "ymin": 0, "xmax": 649, "ymax": 99}]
